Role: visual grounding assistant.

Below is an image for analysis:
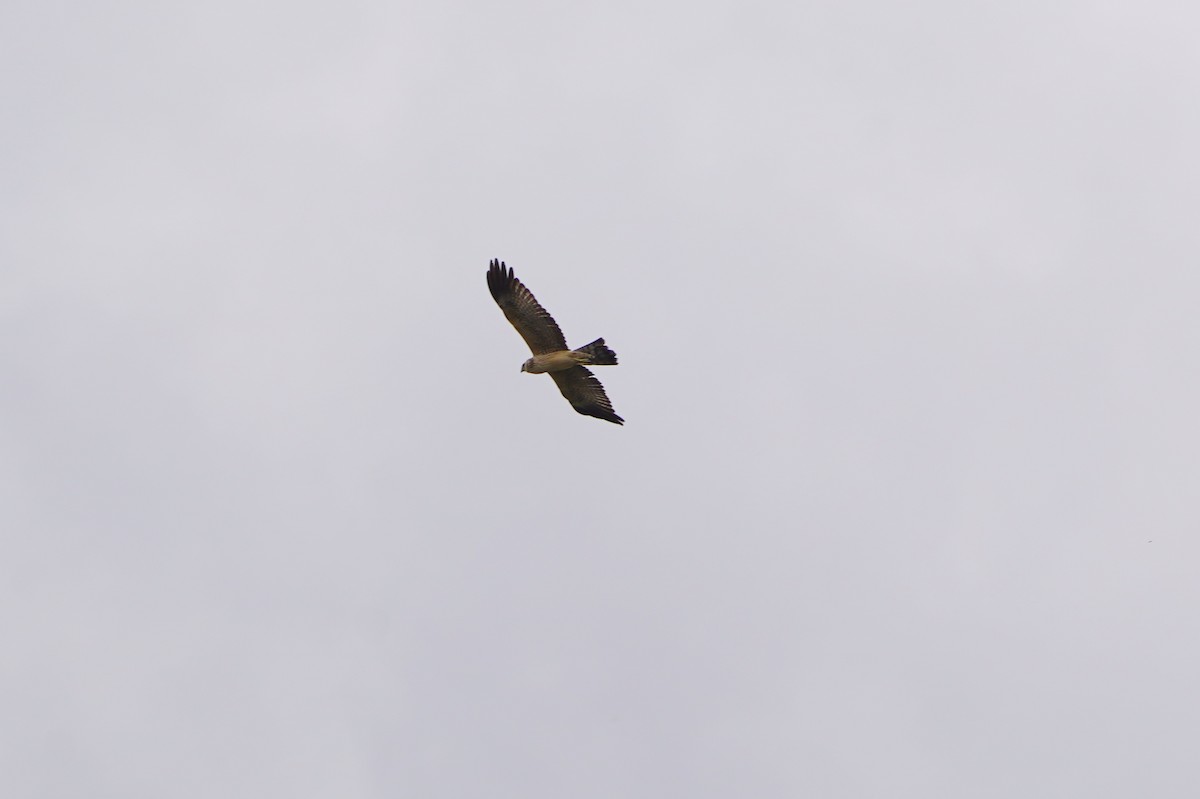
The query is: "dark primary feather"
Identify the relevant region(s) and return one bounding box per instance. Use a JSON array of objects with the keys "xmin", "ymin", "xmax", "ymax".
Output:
[
  {"xmin": 550, "ymin": 366, "xmax": 624, "ymax": 425},
  {"xmin": 487, "ymin": 260, "xmax": 568, "ymax": 355}
]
